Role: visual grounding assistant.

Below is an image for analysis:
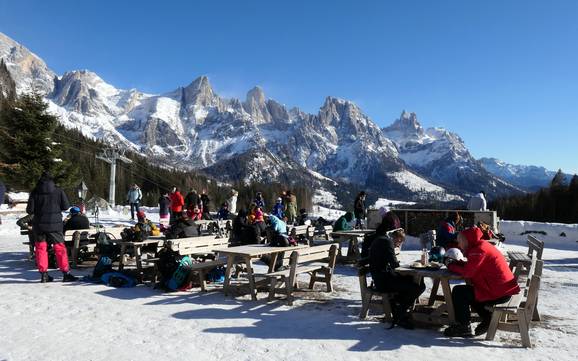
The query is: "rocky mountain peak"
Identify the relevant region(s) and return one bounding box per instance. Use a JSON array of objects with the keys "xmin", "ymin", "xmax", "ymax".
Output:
[
  {"xmin": 0, "ymin": 58, "xmax": 16, "ymax": 101},
  {"xmin": 384, "ymin": 110, "xmax": 424, "ymax": 136},
  {"xmin": 246, "ymin": 86, "xmax": 266, "ymax": 106},
  {"xmin": 243, "ymin": 85, "xmax": 272, "ymax": 124},
  {"xmin": 183, "ymin": 75, "xmax": 215, "ymax": 105}
]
